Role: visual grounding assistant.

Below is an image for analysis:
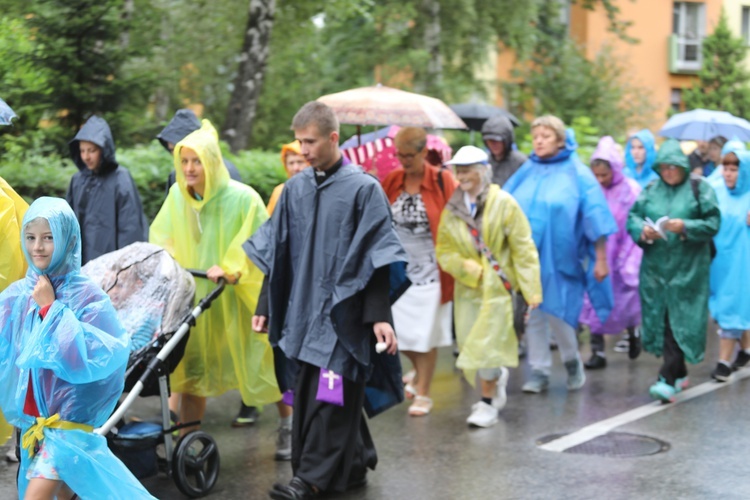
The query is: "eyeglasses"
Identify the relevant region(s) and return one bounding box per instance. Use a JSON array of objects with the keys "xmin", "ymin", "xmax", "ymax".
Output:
[
  {"xmin": 660, "ymin": 164, "xmax": 680, "ymax": 170},
  {"xmin": 396, "ymin": 152, "xmax": 419, "ymax": 160}
]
